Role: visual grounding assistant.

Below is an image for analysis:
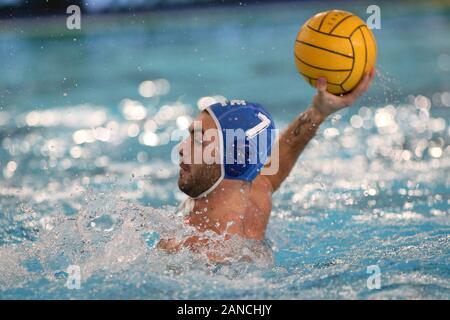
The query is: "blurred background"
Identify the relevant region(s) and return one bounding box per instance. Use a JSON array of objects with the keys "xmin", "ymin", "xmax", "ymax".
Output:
[{"xmin": 0, "ymin": 0, "xmax": 449, "ymax": 299}]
